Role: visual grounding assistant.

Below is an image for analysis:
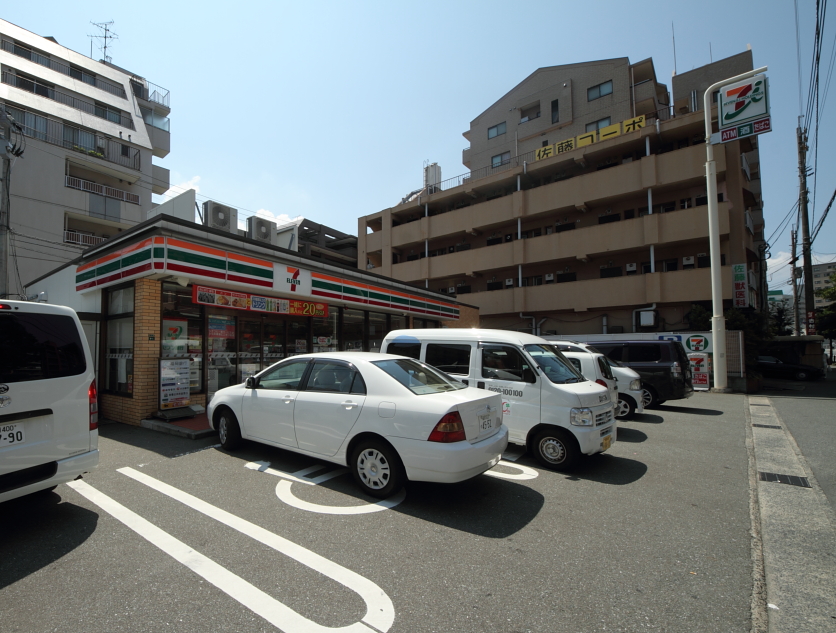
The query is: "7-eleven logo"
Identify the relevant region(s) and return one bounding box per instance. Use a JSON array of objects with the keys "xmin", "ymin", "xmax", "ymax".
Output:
[
  {"xmin": 286, "ymin": 267, "xmax": 301, "ymax": 291},
  {"xmin": 722, "ymin": 79, "xmax": 765, "ymax": 123}
]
